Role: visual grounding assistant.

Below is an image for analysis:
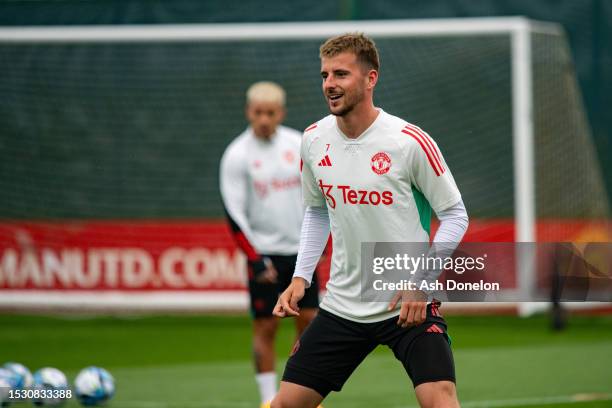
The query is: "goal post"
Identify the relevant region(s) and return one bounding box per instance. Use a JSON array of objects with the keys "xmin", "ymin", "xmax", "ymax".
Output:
[
  {"xmin": 512, "ymin": 21, "xmax": 538, "ymax": 316},
  {"xmin": 0, "ymin": 18, "xmax": 607, "ymax": 313}
]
